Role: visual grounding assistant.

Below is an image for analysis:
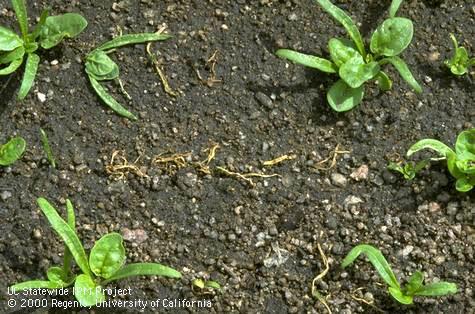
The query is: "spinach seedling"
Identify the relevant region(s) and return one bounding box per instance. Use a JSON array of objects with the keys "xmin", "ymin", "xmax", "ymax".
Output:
[
  {"xmin": 192, "ymin": 278, "xmax": 221, "ymax": 294},
  {"xmin": 388, "ymin": 159, "xmax": 429, "ymax": 180},
  {"xmin": 406, "ymin": 128, "xmax": 475, "ymax": 192},
  {"xmin": 444, "ymin": 33, "xmax": 475, "ymax": 76},
  {"xmin": 0, "ymin": 0, "xmax": 86, "ymax": 99},
  {"xmin": 85, "ymin": 33, "xmax": 172, "ymax": 120},
  {"xmin": 40, "ymin": 128, "xmax": 56, "ymax": 168},
  {"xmin": 275, "ymin": 0, "xmax": 421, "ymax": 112},
  {"xmin": 0, "ymin": 136, "xmax": 26, "ymax": 166},
  {"xmin": 11, "ymin": 198, "xmax": 182, "ymax": 307},
  {"xmin": 342, "ymin": 244, "xmax": 457, "ymax": 305}
]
